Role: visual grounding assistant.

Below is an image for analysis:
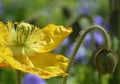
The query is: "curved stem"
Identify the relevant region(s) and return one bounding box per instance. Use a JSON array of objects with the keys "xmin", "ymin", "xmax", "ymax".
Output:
[{"xmin": 62, "ymin": 25, "xmax": 111, "ymax": 84}]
